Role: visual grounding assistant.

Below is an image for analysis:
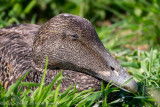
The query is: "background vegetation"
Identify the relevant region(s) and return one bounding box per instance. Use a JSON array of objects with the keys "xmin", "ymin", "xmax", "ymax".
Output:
[{"xmin": 0, "ymin": 0, "xmax": 160, "ymax": 106}]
